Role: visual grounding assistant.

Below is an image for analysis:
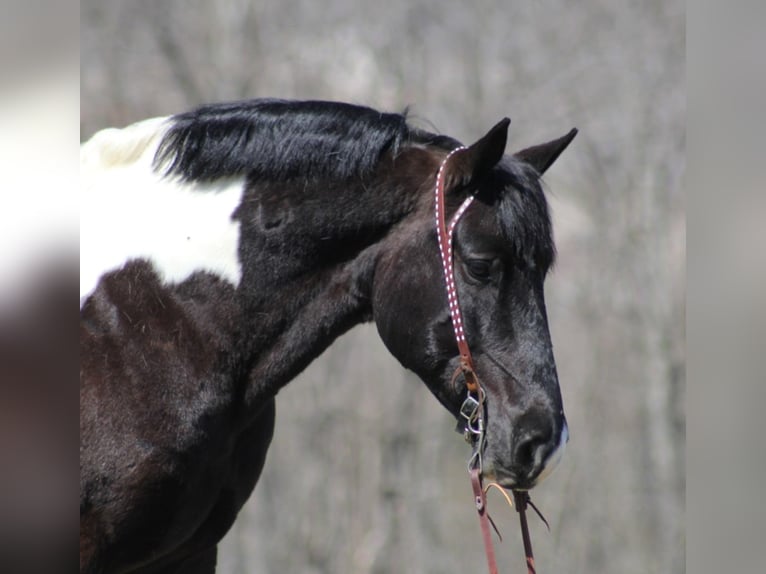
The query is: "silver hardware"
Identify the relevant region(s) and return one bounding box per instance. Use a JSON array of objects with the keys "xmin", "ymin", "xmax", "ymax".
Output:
[
  {"xmin": 461, "ymin": 388, "xmax": 486, "ymax": 472},
  {"xmin": 459, "ymin": 394, "xmax": 480, "ymax": 424}
]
